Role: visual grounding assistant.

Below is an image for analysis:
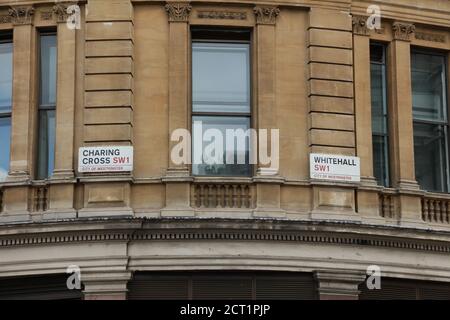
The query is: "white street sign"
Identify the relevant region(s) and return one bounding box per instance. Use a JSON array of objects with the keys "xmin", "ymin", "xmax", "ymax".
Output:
[
  {"xmin": 78, "ymin": 146, "xmax": 133, "ymax": 173},
  {"xmin": 310, "ymin": 153, "xmax": 360, "ymax": 182}
]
